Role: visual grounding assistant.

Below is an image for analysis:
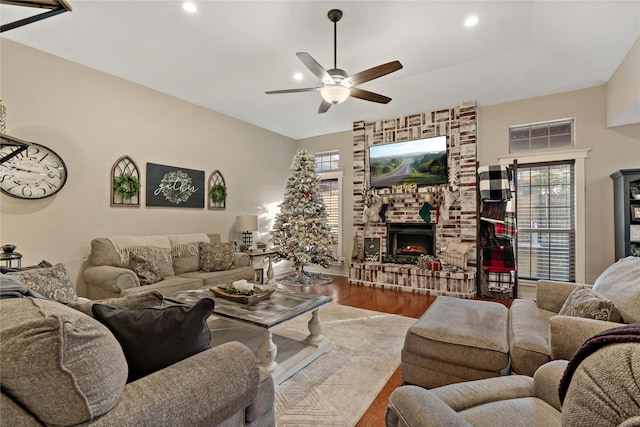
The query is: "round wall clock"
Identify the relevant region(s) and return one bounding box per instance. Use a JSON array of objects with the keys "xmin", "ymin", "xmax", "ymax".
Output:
[{"xmin": 0, "ymin": 143, "xmax": 68, "ymax": 199}]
